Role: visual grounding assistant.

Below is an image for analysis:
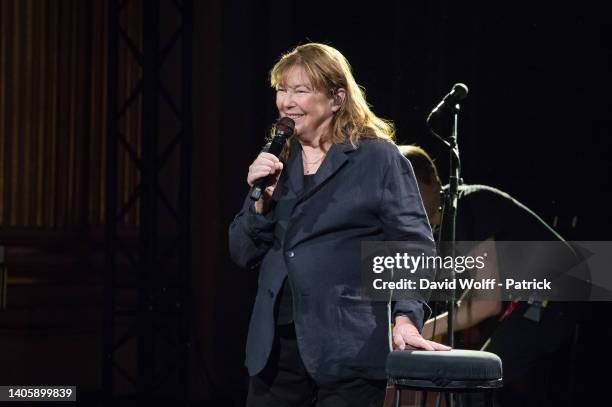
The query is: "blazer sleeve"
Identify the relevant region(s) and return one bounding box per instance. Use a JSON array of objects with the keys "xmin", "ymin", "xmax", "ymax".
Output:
[
  {"xmin": 228, "ymin": 195, "xmax": 276, "ymax": 269},
  {"xmin": 378, "ymin": 148, "xmax": 436, "ymax": 332}
]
